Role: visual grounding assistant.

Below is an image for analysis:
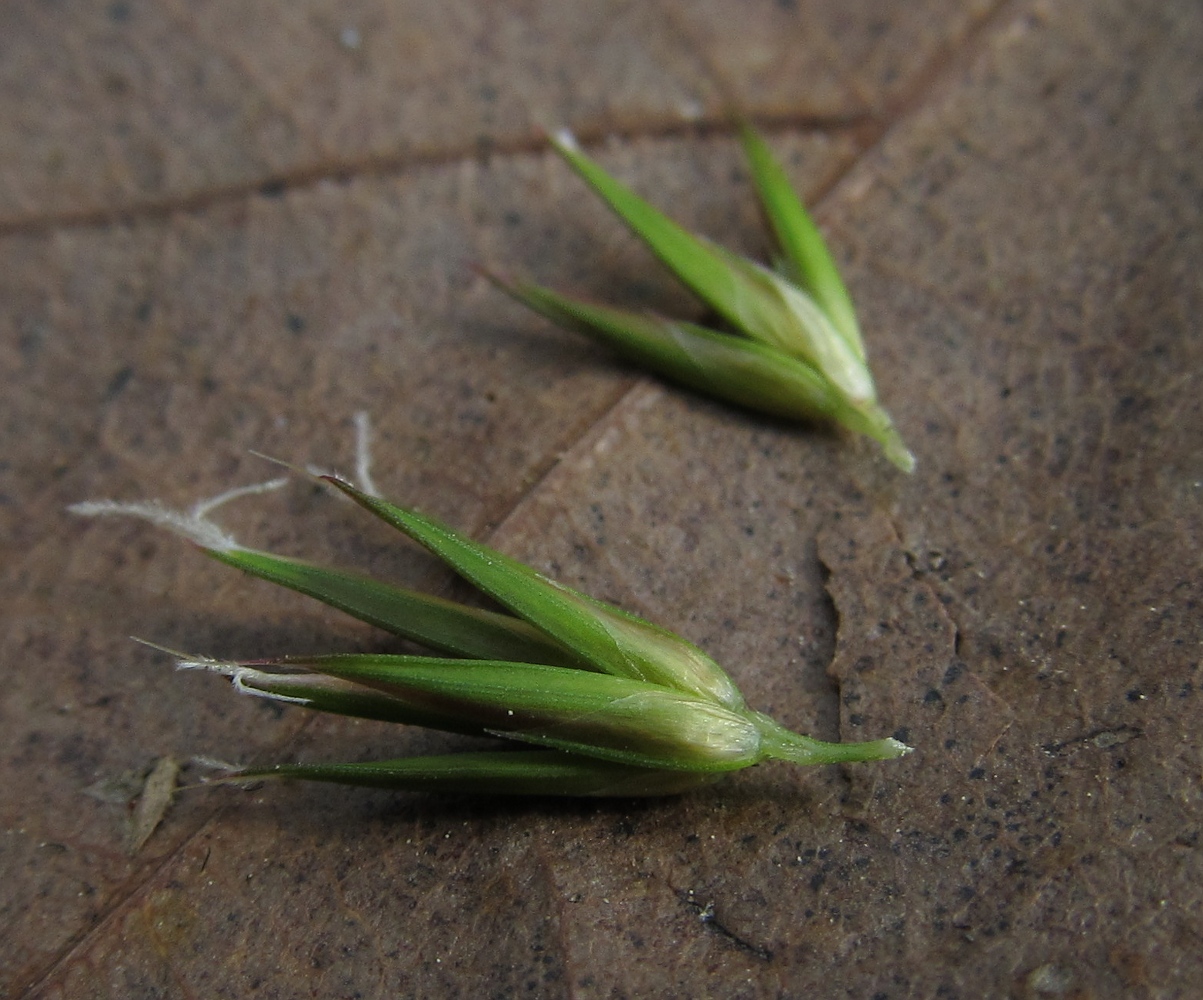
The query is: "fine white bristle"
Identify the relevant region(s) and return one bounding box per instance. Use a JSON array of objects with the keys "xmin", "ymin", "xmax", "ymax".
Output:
[
  {"xmin": 68, "ymin": 499, "xmax": 241, "ymax": 551},
  {"xmin": 353, "ymin": 410, "xmax": 380, "ymax": 498},
  {"xmin": 69, "ymin": 477, "xmax": 287, "ymax": 552}
]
